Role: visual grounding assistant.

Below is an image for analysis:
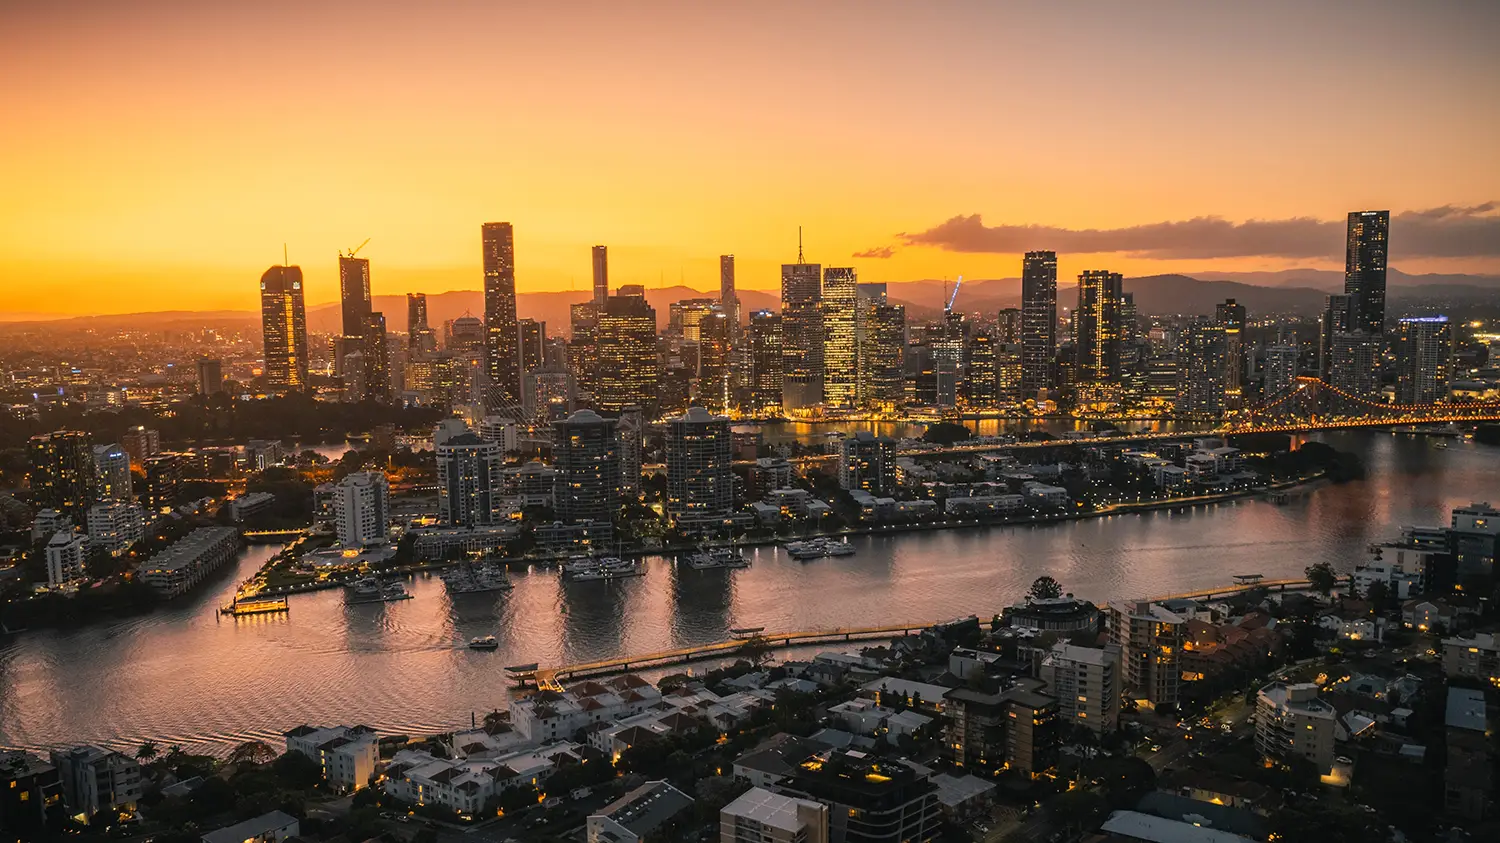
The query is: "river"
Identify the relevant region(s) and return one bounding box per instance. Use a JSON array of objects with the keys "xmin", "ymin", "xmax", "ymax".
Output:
[{"xmin": 0, "ymin": 431, "xmax": 1493, "ymax": 755}]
